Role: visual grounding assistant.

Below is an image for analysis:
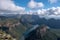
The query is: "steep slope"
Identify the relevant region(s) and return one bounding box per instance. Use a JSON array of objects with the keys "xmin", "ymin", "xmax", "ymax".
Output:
[
  {"xmin": 10, "ymin": 23, "xmax": 27, "ymax": 40},
  {"xmin": 20, "ymin": 14, "xmax": 60, "ymax": 28}
]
